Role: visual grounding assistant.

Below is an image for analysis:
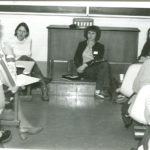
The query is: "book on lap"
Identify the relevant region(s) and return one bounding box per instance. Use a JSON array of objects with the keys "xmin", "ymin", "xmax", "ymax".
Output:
[
  {"xmin": 62, "ymin": 74, "xmax": 80, "ymax": 80},
  {"xmin": 90, "ymin": 59, "xmax": 105, "ymax": 66}
]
